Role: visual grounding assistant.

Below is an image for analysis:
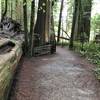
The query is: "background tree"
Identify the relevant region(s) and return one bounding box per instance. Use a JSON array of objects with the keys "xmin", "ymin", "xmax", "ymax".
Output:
[
  {"xmin": 23, "ymin": 0, "xmax": 29, "ymax": 55},
  {"xmin": 1, "ymin": 0, "xmax": 8, "ymax": 22},
  {"xmin": 57, "ymin": 0, "xmax": 64, "ymax": 43},
  {"xmin": 29, "ymin": 0, "xmax": 35, "ymax": 56},
  {"xmin": 69, "ymin": 0, "xmax": 78, "ymax": 49}
]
